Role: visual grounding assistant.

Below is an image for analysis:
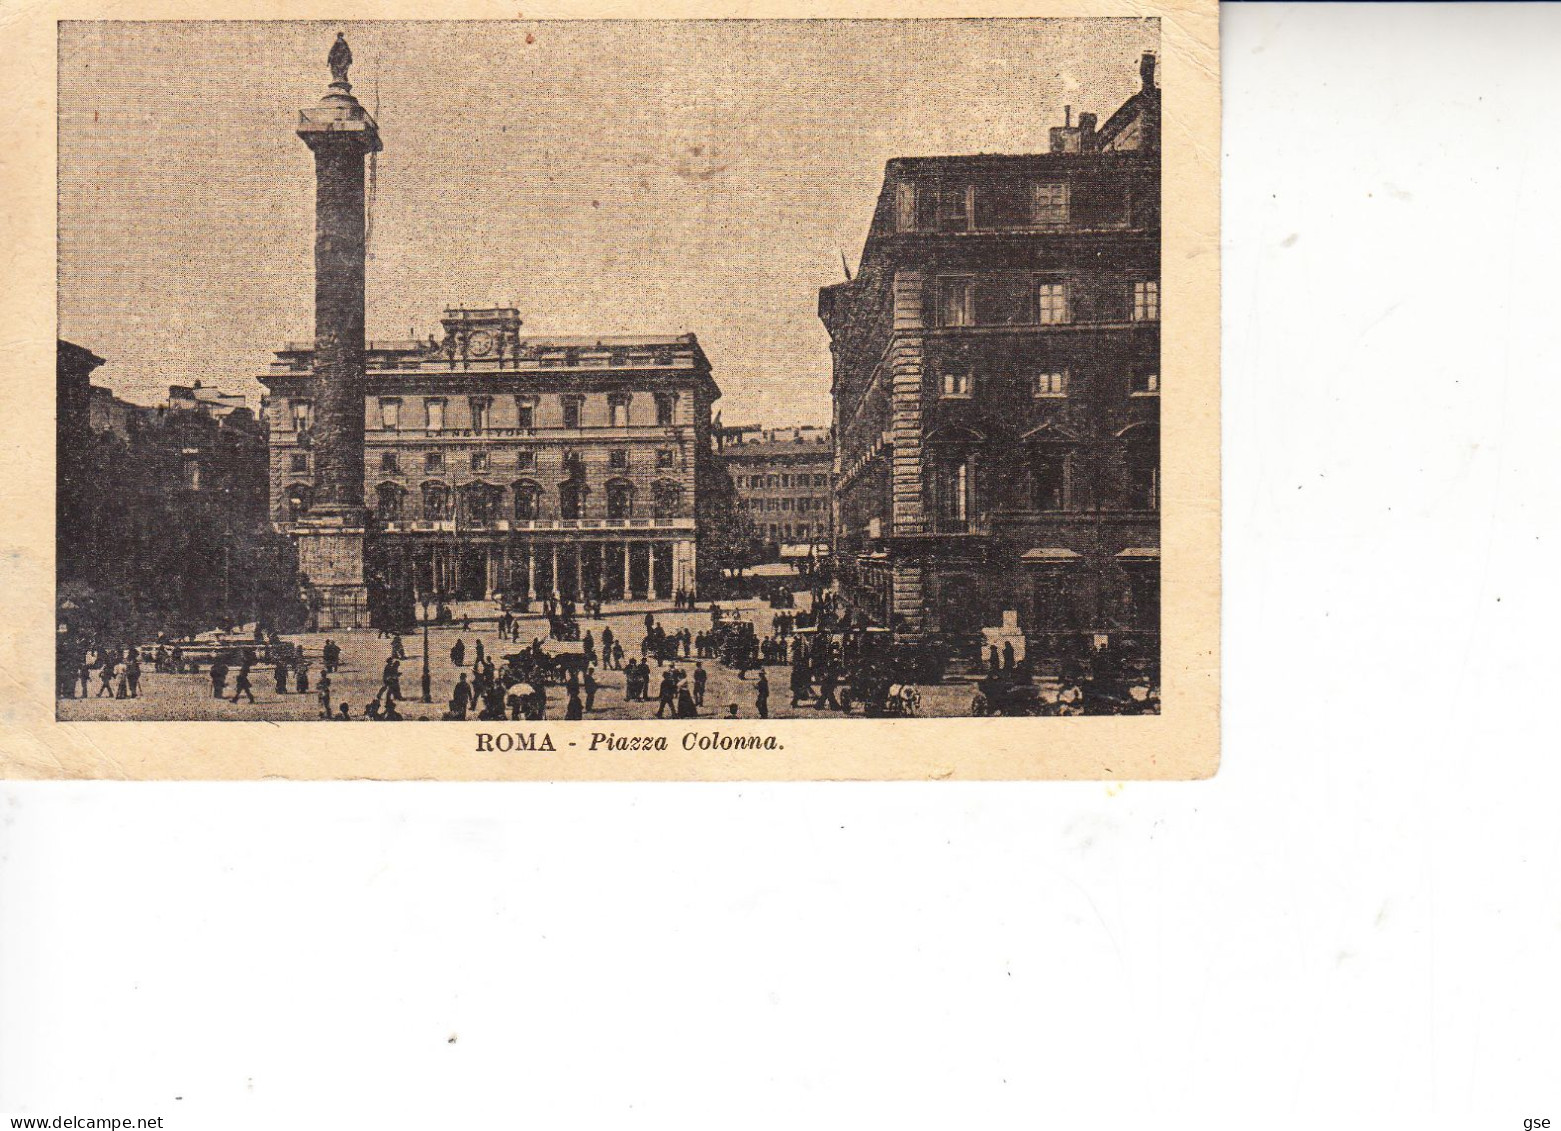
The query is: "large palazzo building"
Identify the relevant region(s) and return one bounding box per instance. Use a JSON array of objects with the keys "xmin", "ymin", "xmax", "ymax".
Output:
[
  {"xmin": 259, "ymin": 306, "xmax": 721, "ymax": 624},
  {"xmin": 820, "ymin": 53, "xmax": 1161, "ymax": 667}
]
